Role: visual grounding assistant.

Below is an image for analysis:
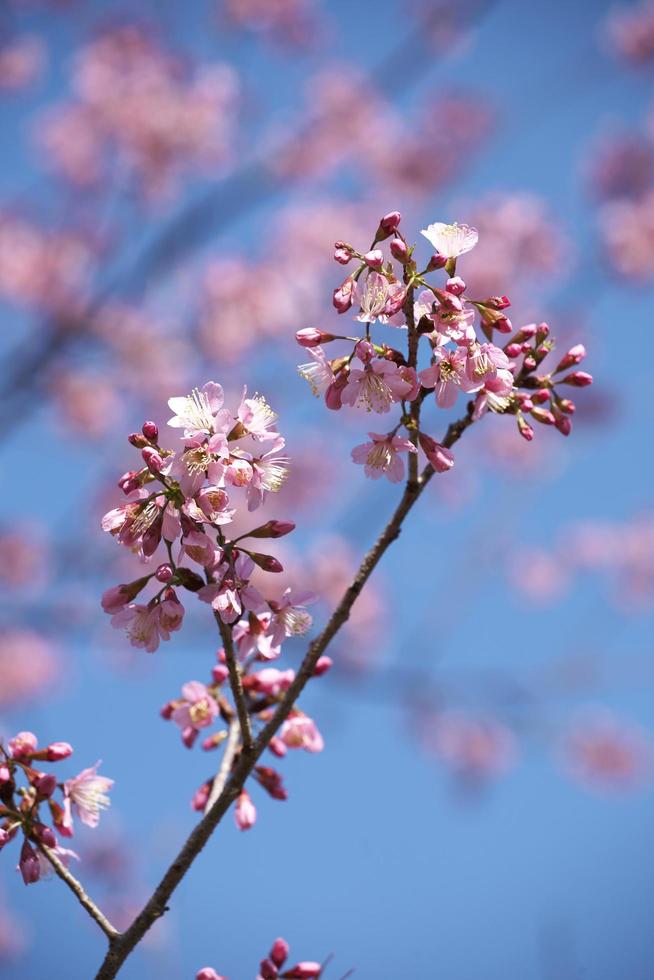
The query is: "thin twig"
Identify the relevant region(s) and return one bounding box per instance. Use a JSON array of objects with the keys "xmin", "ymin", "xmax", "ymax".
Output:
[
  {"xmin": 214, "ymin": 612, "xmax": 254, "ymax": 754},
  {"xmin": 34, "ymin": 839, "xmax": 118, "ymax": 940},
  {"xmin": 92, "ymin": 405, "xmax": 476, "ymax": 980},
  {"xmin": 204, "ymin": 719, "xmax": 241, "ymax": 814}
]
